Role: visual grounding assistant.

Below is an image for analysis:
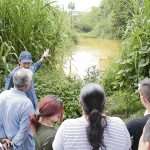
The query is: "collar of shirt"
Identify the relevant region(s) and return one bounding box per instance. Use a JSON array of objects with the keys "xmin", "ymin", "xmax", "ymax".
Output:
[{"xmin": 11, "ymin": 88, "xmax": 26, "ymax": 96}]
